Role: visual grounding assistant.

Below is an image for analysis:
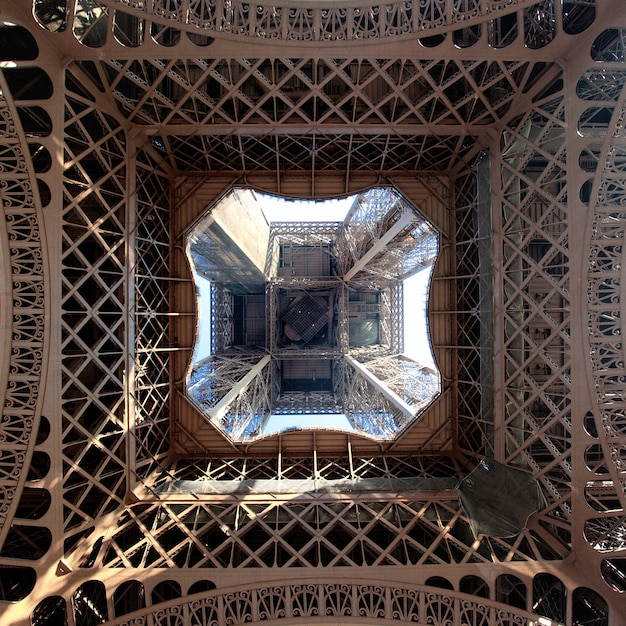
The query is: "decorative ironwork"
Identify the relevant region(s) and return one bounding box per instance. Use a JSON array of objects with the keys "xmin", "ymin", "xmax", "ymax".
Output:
[
  {"xmin": 46, "ymin": 0, "xmax": 573, "ymax": 45},
  {"xmin": 0, "ymin": 82, "xmax": 47, "ymax": 546},
  {"xmin": 0, "ymin": 4, "xmax": 620, "ymax": 626}
]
